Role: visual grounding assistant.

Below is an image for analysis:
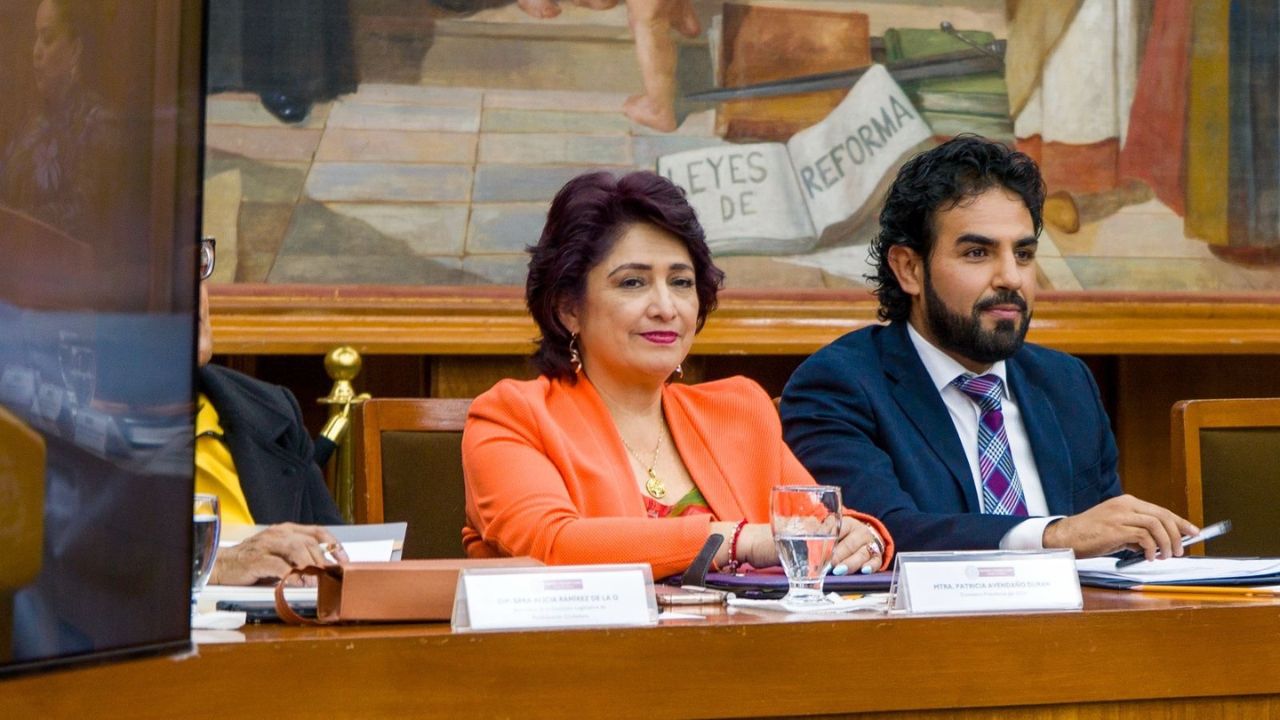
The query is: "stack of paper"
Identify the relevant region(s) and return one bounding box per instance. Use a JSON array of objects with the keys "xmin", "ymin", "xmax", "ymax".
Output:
[
  {"xmin": 198, "ymin": 583, "xmax": 316, "ymax": 614},
  {"xmin": 218, "ymin": 522, "xmax": 407, "ymax": 561},
  {"xmin": 1077, "ymin": 557, "xmax": 1280, "ymax": 588},
  {"xmin": 200, "ymin": 522, "xmax": 408, "ymax": 613}
]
